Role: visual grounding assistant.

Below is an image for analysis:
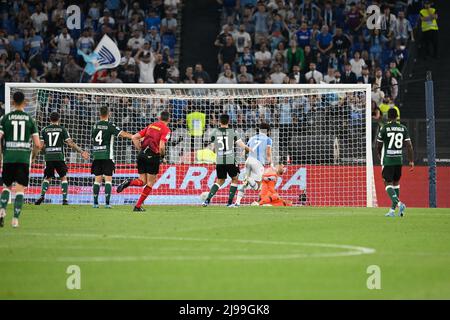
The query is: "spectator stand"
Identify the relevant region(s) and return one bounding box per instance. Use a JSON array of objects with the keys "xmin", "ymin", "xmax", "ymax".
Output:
[
  {"xmin": 0, "ymin": 1, "xmax": 183, "ymax": 90},
  {"xmin": 214, "ymin": 0, "xmax": 419, "ymax": 112}
]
